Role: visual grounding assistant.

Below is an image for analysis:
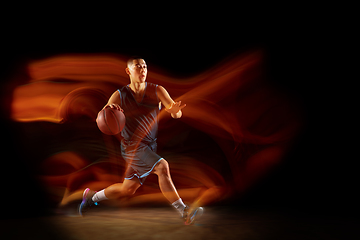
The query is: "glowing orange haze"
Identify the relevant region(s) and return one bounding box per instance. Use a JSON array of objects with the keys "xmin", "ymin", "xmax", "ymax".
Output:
[{"xmin": 10, "ymin": 52, "xmax": 302, "ymax": 207}]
